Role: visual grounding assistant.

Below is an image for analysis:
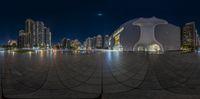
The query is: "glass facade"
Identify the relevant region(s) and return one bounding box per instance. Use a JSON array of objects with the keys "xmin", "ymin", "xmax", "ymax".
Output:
[{"xmin": 114, "ymin": 34, "xmax": 120, "ymax": 46}]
